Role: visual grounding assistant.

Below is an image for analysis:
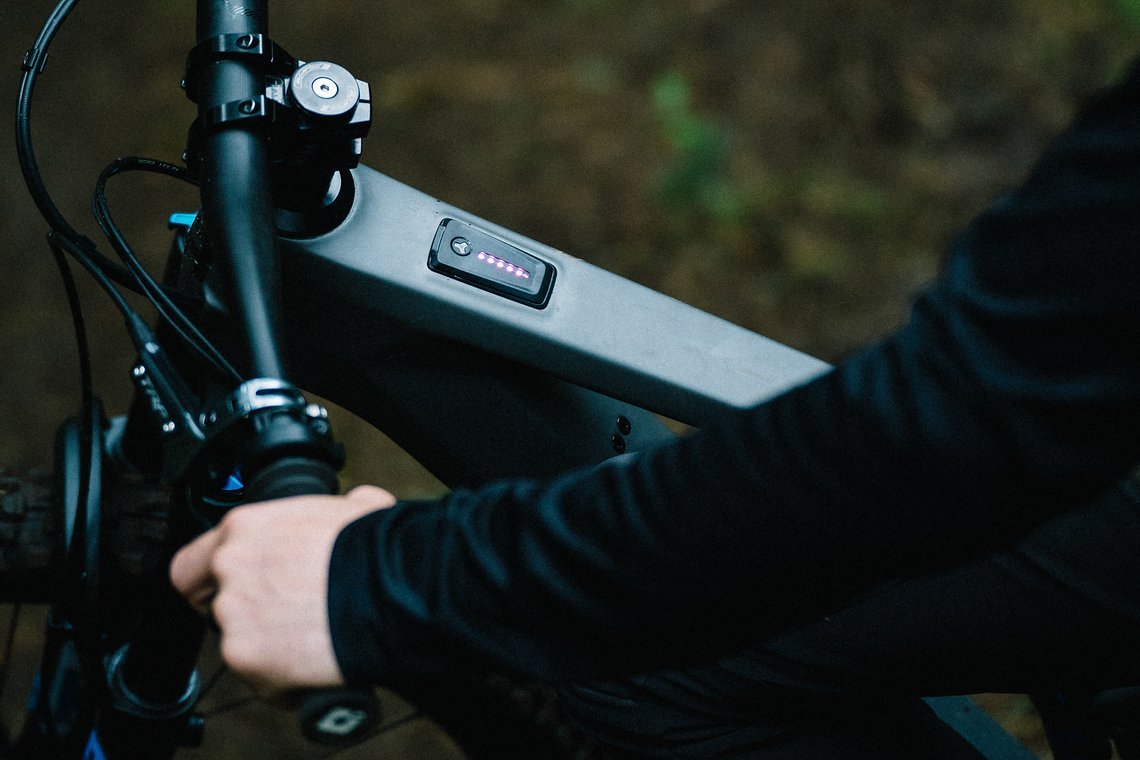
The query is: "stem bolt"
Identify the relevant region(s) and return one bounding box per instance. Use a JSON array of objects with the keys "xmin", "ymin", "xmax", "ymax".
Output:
[{"xmin": 311, "ymin": 77, "xmax": 339, "ymax": 100}]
